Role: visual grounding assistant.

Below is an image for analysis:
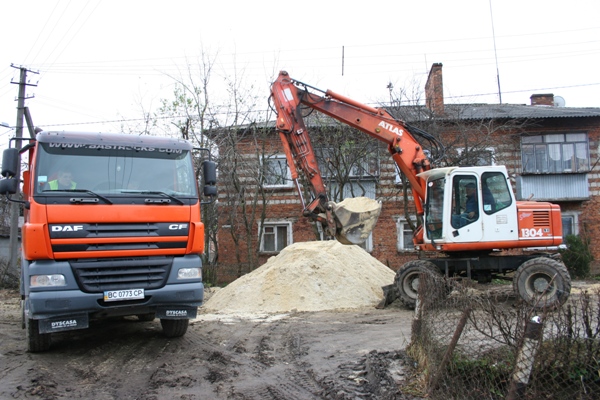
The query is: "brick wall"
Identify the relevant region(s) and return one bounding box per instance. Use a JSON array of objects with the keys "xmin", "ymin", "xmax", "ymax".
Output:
[{"xmin": 212, "ymin": 80, "xmax": 600, "ymax": 283}]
